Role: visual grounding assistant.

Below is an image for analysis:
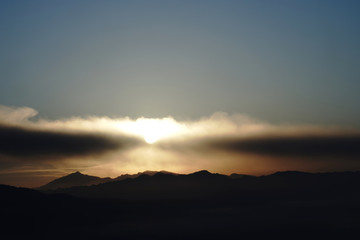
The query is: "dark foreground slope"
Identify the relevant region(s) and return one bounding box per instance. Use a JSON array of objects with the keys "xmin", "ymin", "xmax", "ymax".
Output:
[{"xmin": 1, "ymin": 171, "xmax": 360, "ymax": 240}]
